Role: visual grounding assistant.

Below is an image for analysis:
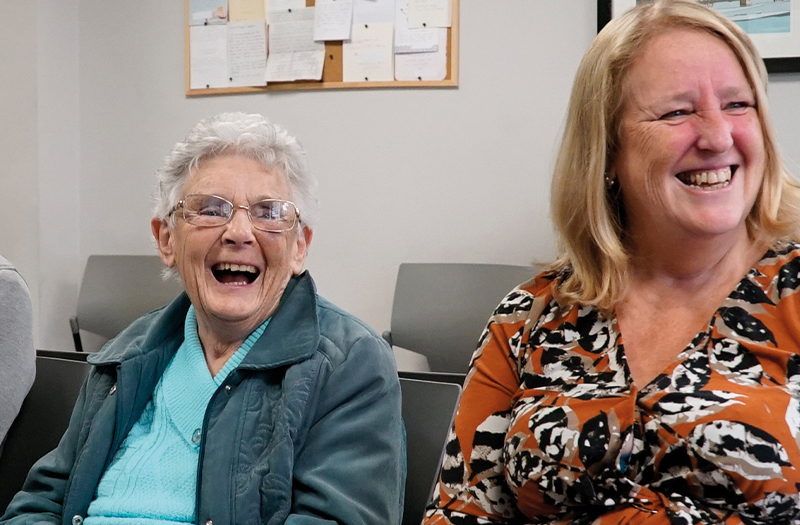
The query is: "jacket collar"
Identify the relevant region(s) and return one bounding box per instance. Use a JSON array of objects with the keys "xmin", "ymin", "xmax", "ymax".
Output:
[{"xmin": 88, "ymin": 271, "xmax": 321, "ymax": 370}]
